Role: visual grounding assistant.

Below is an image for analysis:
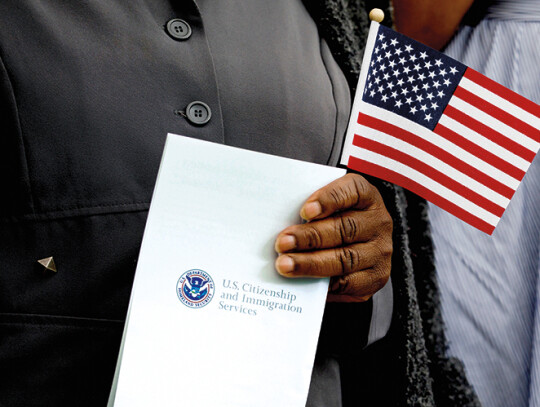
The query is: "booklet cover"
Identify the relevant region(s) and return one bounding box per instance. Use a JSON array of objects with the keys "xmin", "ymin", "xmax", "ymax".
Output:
[{"xmin": 108, "ymin": 134, "xmax": 346, "ymax": 407}]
